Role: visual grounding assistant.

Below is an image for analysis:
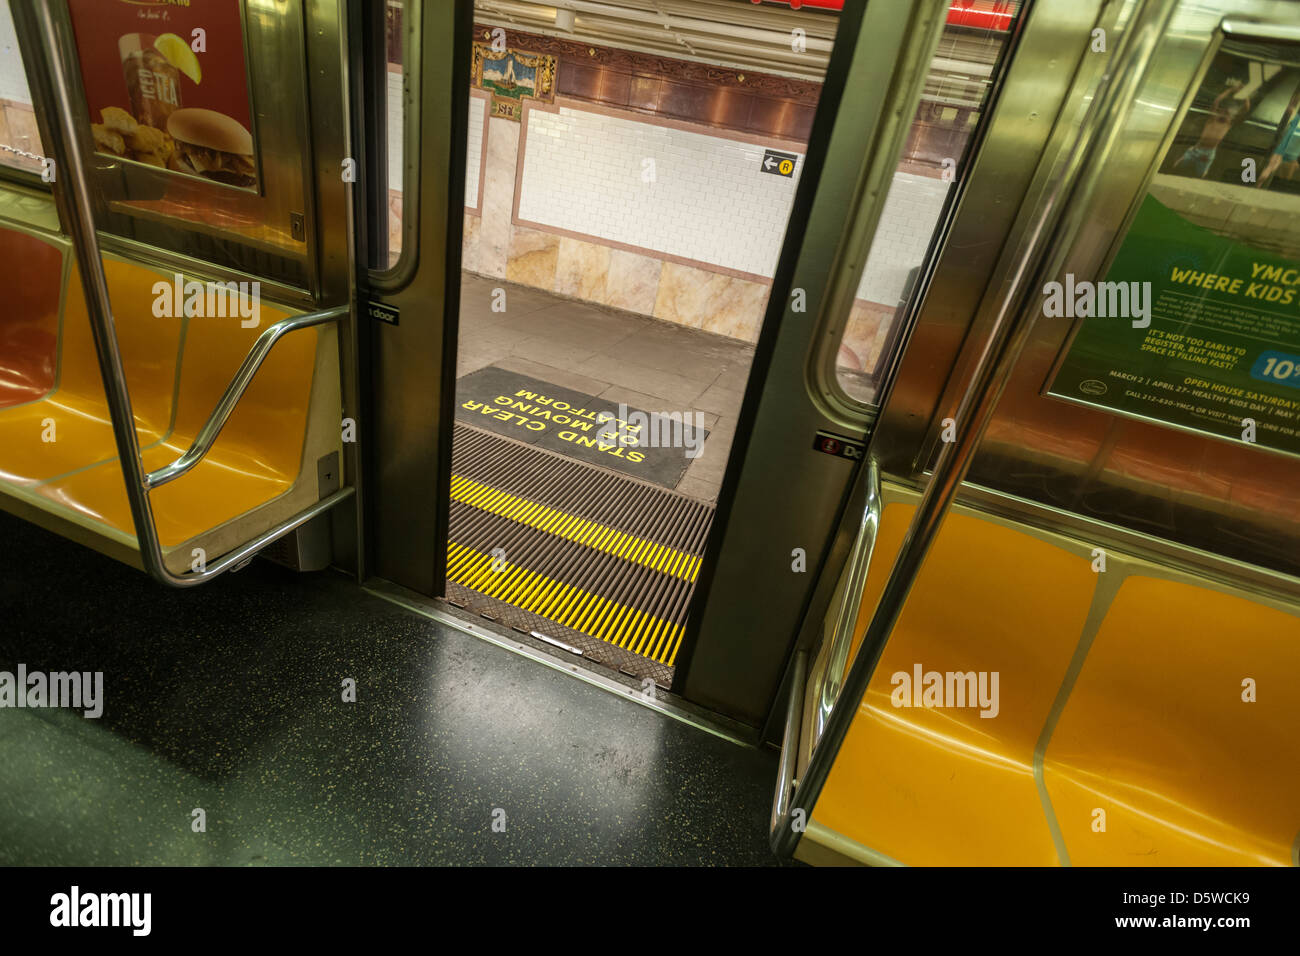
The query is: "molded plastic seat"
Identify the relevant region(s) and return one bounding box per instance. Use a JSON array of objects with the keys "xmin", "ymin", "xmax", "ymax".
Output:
[
  {"xmin": 0, "ymin": 229, "xmax": 61, "ymax": 409},
  {"xmin": 817, "ymin": 501, "xmax": 1097, "ymax": 865},
  {"xmin": 0, "ymin": 253, "xmax": 180, "ymax": 486},
  {"xmin": 1045, "ymin": 575, "xmax": 1300, "ymax": 866},
  {"xmin": 36, "ymin": 285, "xmax": 317, "ymax": 549},
  {"xmin": 0, "ymin": 240, "xmax": 319, "ymax": 554}
]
